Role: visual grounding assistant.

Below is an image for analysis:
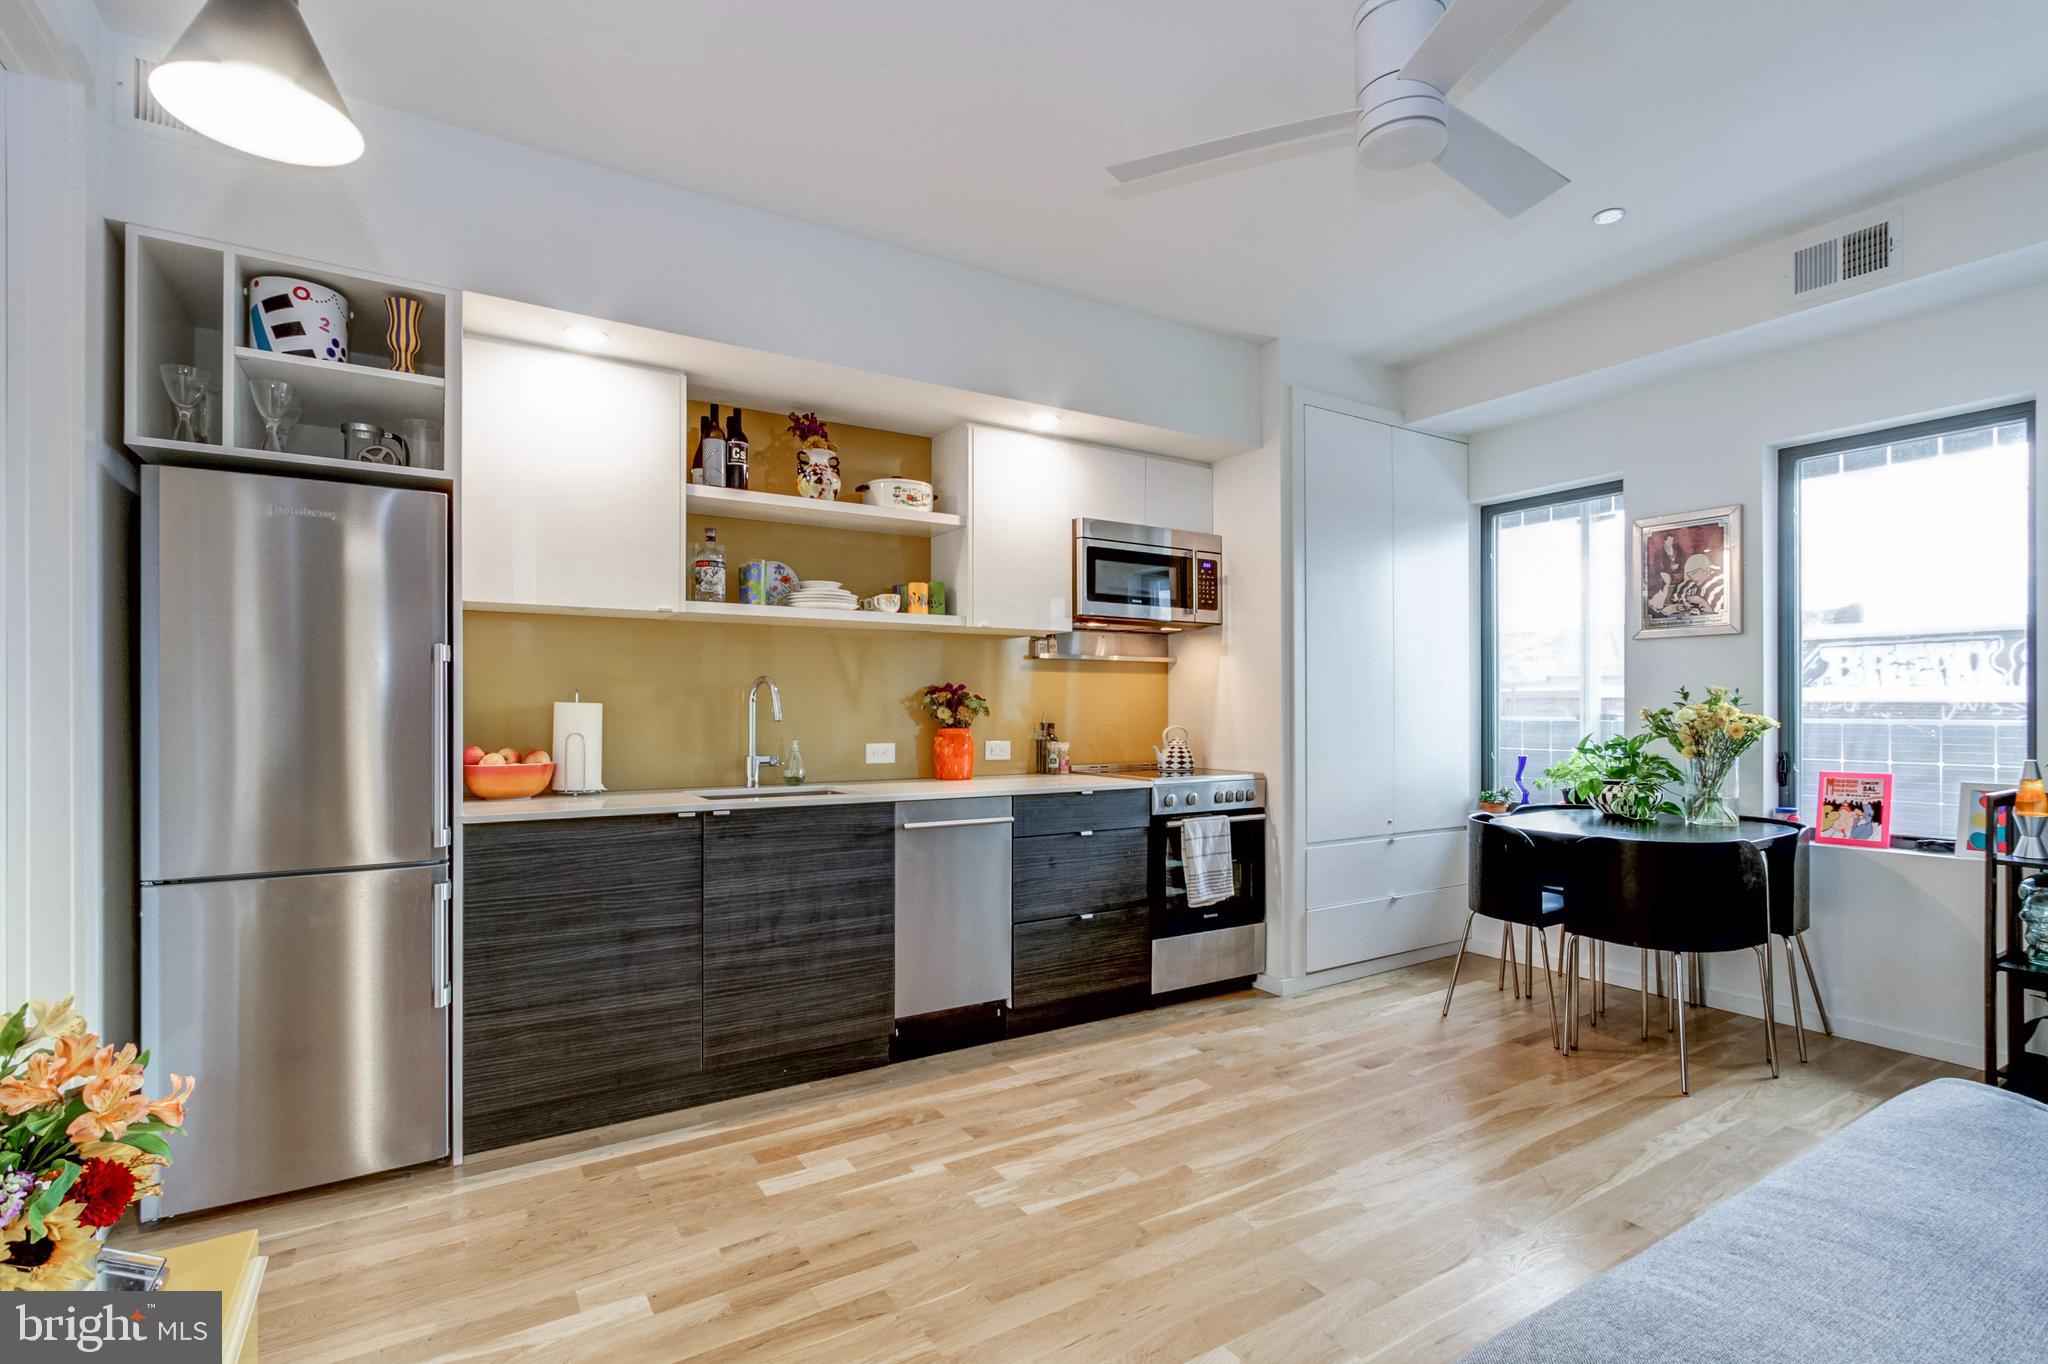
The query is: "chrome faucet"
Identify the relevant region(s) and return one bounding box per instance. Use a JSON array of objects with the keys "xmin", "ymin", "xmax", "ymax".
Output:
[{"xmin": 745, "ymin": 675, "xmax": 783, "ymax": 788}]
